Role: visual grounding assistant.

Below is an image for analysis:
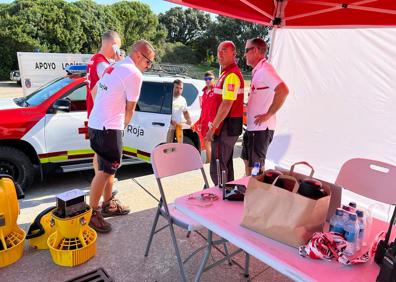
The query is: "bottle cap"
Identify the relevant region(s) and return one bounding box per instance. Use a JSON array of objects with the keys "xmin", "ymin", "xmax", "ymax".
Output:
[
  {"xmin": 348, "ymin": 201, "xmax": 357, "ymax": 208},
  {"xmin": 356, "ymin": 210, "xmax": 364, "ymax": 217},
  {"xmin": 342, "ymin": 205, "xmax": 351, "ymax": 211}
]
